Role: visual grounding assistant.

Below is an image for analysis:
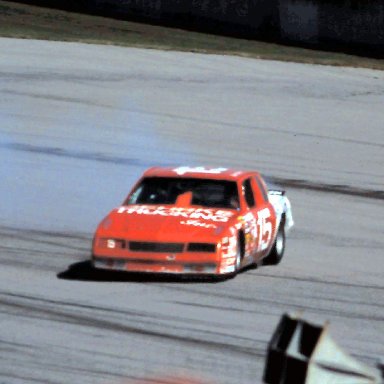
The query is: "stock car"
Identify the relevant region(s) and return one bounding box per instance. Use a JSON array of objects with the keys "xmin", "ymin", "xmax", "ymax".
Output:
[{"xmin": 92, "ymin": 166, "xmax": 294, "ymax": 277}]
